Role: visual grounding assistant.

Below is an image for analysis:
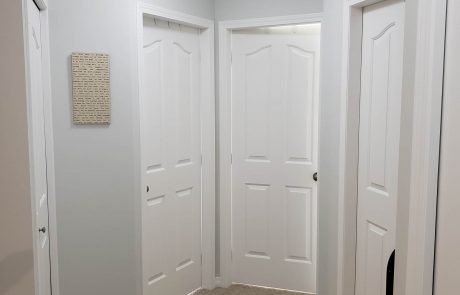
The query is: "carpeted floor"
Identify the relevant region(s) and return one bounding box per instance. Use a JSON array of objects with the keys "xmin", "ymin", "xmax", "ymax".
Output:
[{"xmin": 194, "ymin": 285, "xmax": 307, "ymax": 295}]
